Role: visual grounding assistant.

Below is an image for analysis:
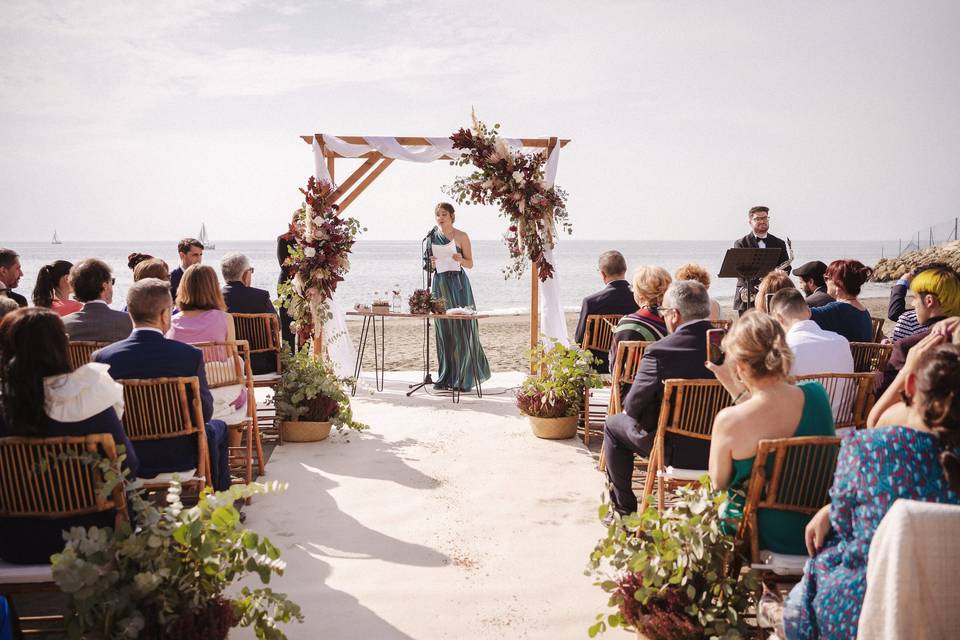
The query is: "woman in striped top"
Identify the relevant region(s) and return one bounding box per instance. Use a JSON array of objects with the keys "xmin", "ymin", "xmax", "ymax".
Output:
[{"xmin": 609, "ymin": 265, "xmax": 671, "ymax": 373}]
